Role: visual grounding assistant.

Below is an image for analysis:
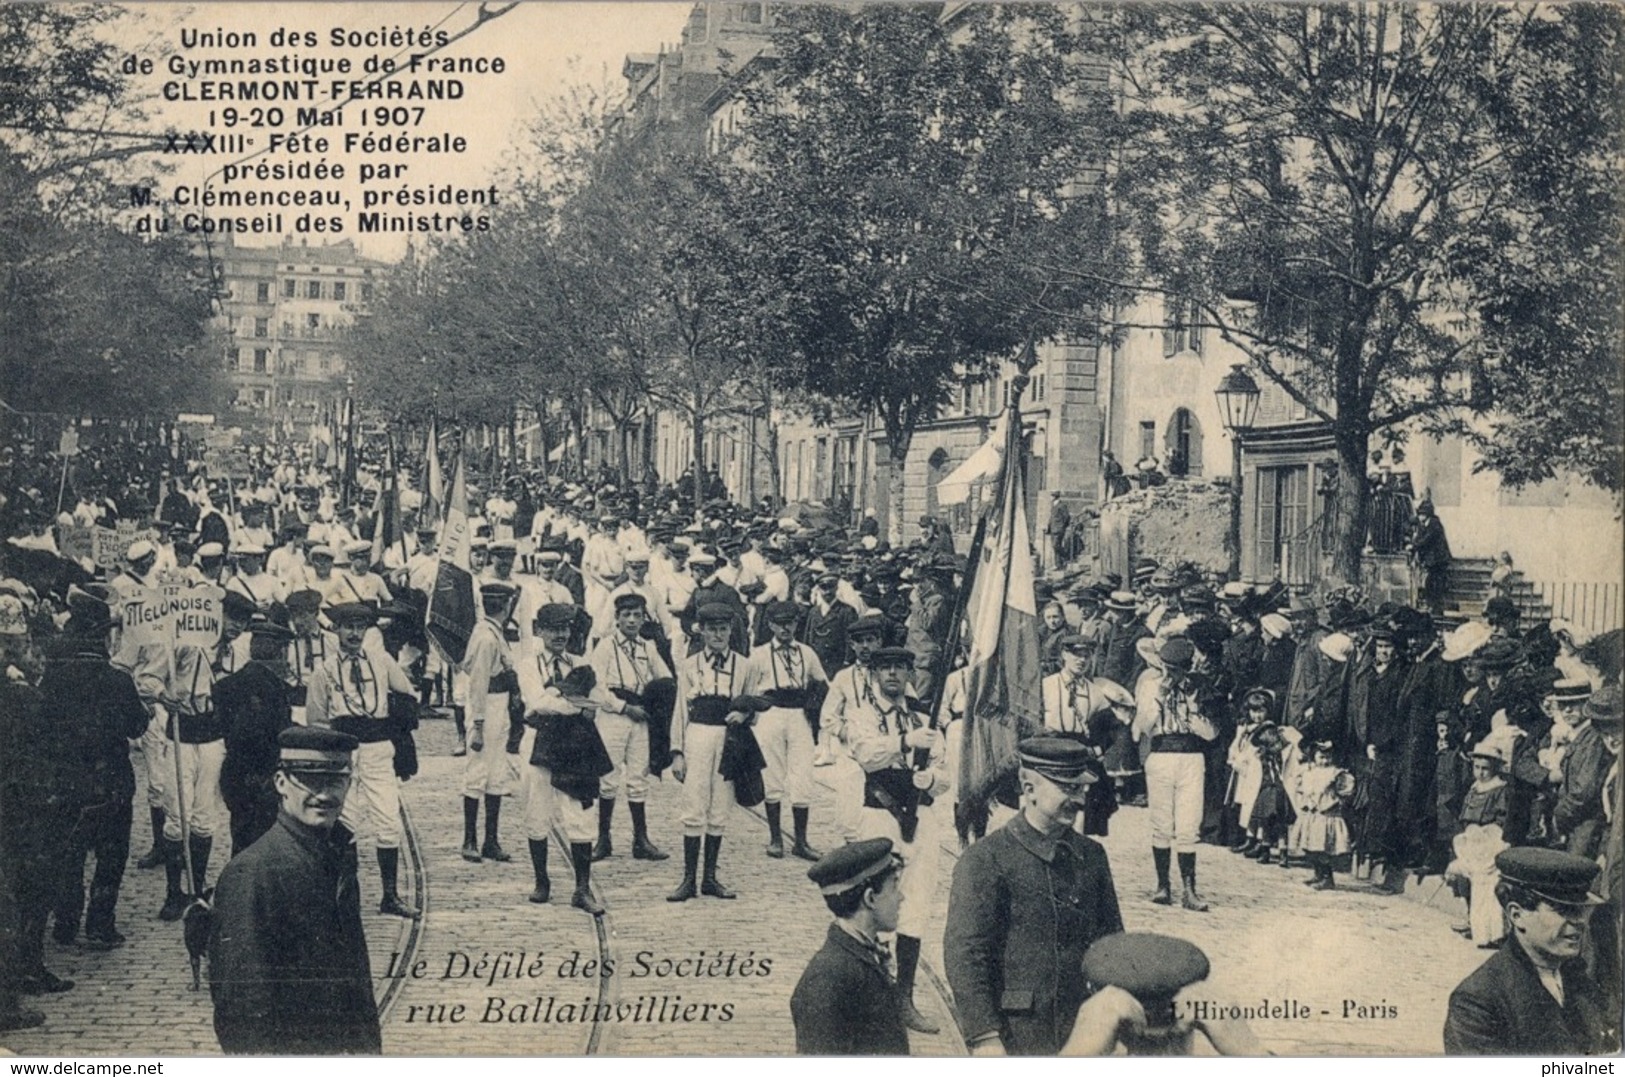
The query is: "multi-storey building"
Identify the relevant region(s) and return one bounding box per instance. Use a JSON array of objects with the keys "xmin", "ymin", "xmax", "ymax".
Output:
[{"xmin": 211, "ymin": 234, "xmax": 387, "ymax": 431}]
